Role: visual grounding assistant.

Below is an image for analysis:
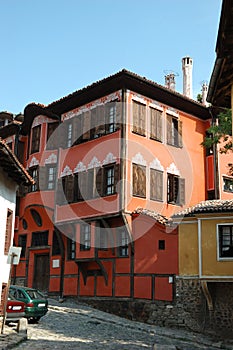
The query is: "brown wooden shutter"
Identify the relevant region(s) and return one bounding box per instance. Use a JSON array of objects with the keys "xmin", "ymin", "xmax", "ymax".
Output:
[
  {"xmin": 66, "ymin": 175, "xmax": 74, "ymax": 203},
  {"xmin": 179, "ymin": 178, "xmax": 185, "ymax": 205},
  {"xmin": 97, "ymin": 105, "xmax": 105, "ymax": 136},
  {"xmin": 82, "ymin": 111, "xmax": 91, "ymax": 141},
  {"xmin": 56, "ymin": 178, "xmax": 65, "ymax": 205},
  {"xmin": 157, "ymin": 170, "xmax": 163, "ymax": 201},
  {"xmin": 156, "ymin": 110, "xmax": 162, "ymax": 142},
  {"xmin": 79, "ymin": 171, "xmax": 87, "ymax": 200},
  {"xmin": 166, "ymin": 114, "xmax": 172, "ymax": 145},
  {"xmin": 132, "ymin": 102, "xmax": 139, "ymax": 133},
  {"xmin": 138, "ymin": 165, "xmax": 146, "ymax": 197},
  {"xmin": 4, "ymin": 209, "xmax": 13, "ymax": 255},
  {"xmin": 39, "ymin": 166, "xmax": 47, "ymax": 191},
  {"xmin": 87, "ymin": 169, "xmax": 94, "ymax": 199},
  {"xmin": 47, "ymin": 122, "xmax": 59, "ymax": 149},
  {"xmin": 95, "ymin": 167, "xmax": 103, "ymax": 197},
  {"xmin": 139, "ymin": 104, "xmax": 146, "ymax": 135},
  {"xmin": 150, "ymin": 108, "xmax": 156, "ymax": 139},
  {"xmin": 132, "ymin": 163, "xmax": 138, "ymax": 195},
  {"xmin": 150, "ymin": 169, "xmax": 156, "ymax": 199},
  {"xmin": 178, "ymin": 120, "xmax": 183, "ymax": 148}
]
